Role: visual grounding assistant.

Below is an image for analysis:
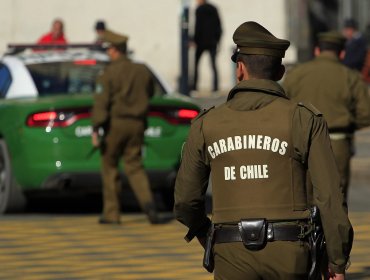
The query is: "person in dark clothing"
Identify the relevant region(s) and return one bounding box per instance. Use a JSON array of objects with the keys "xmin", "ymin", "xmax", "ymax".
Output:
[
  {"xmin": 191, "ymin": 0, "xmax": 222, "ymax": 92},
  {"xmin": 94, "ymin": 20, "xmax": 106, "ymax": 44},
  {"xmin": 342, "ymin": 18, "xmax": 368, "ymax": 71}
]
